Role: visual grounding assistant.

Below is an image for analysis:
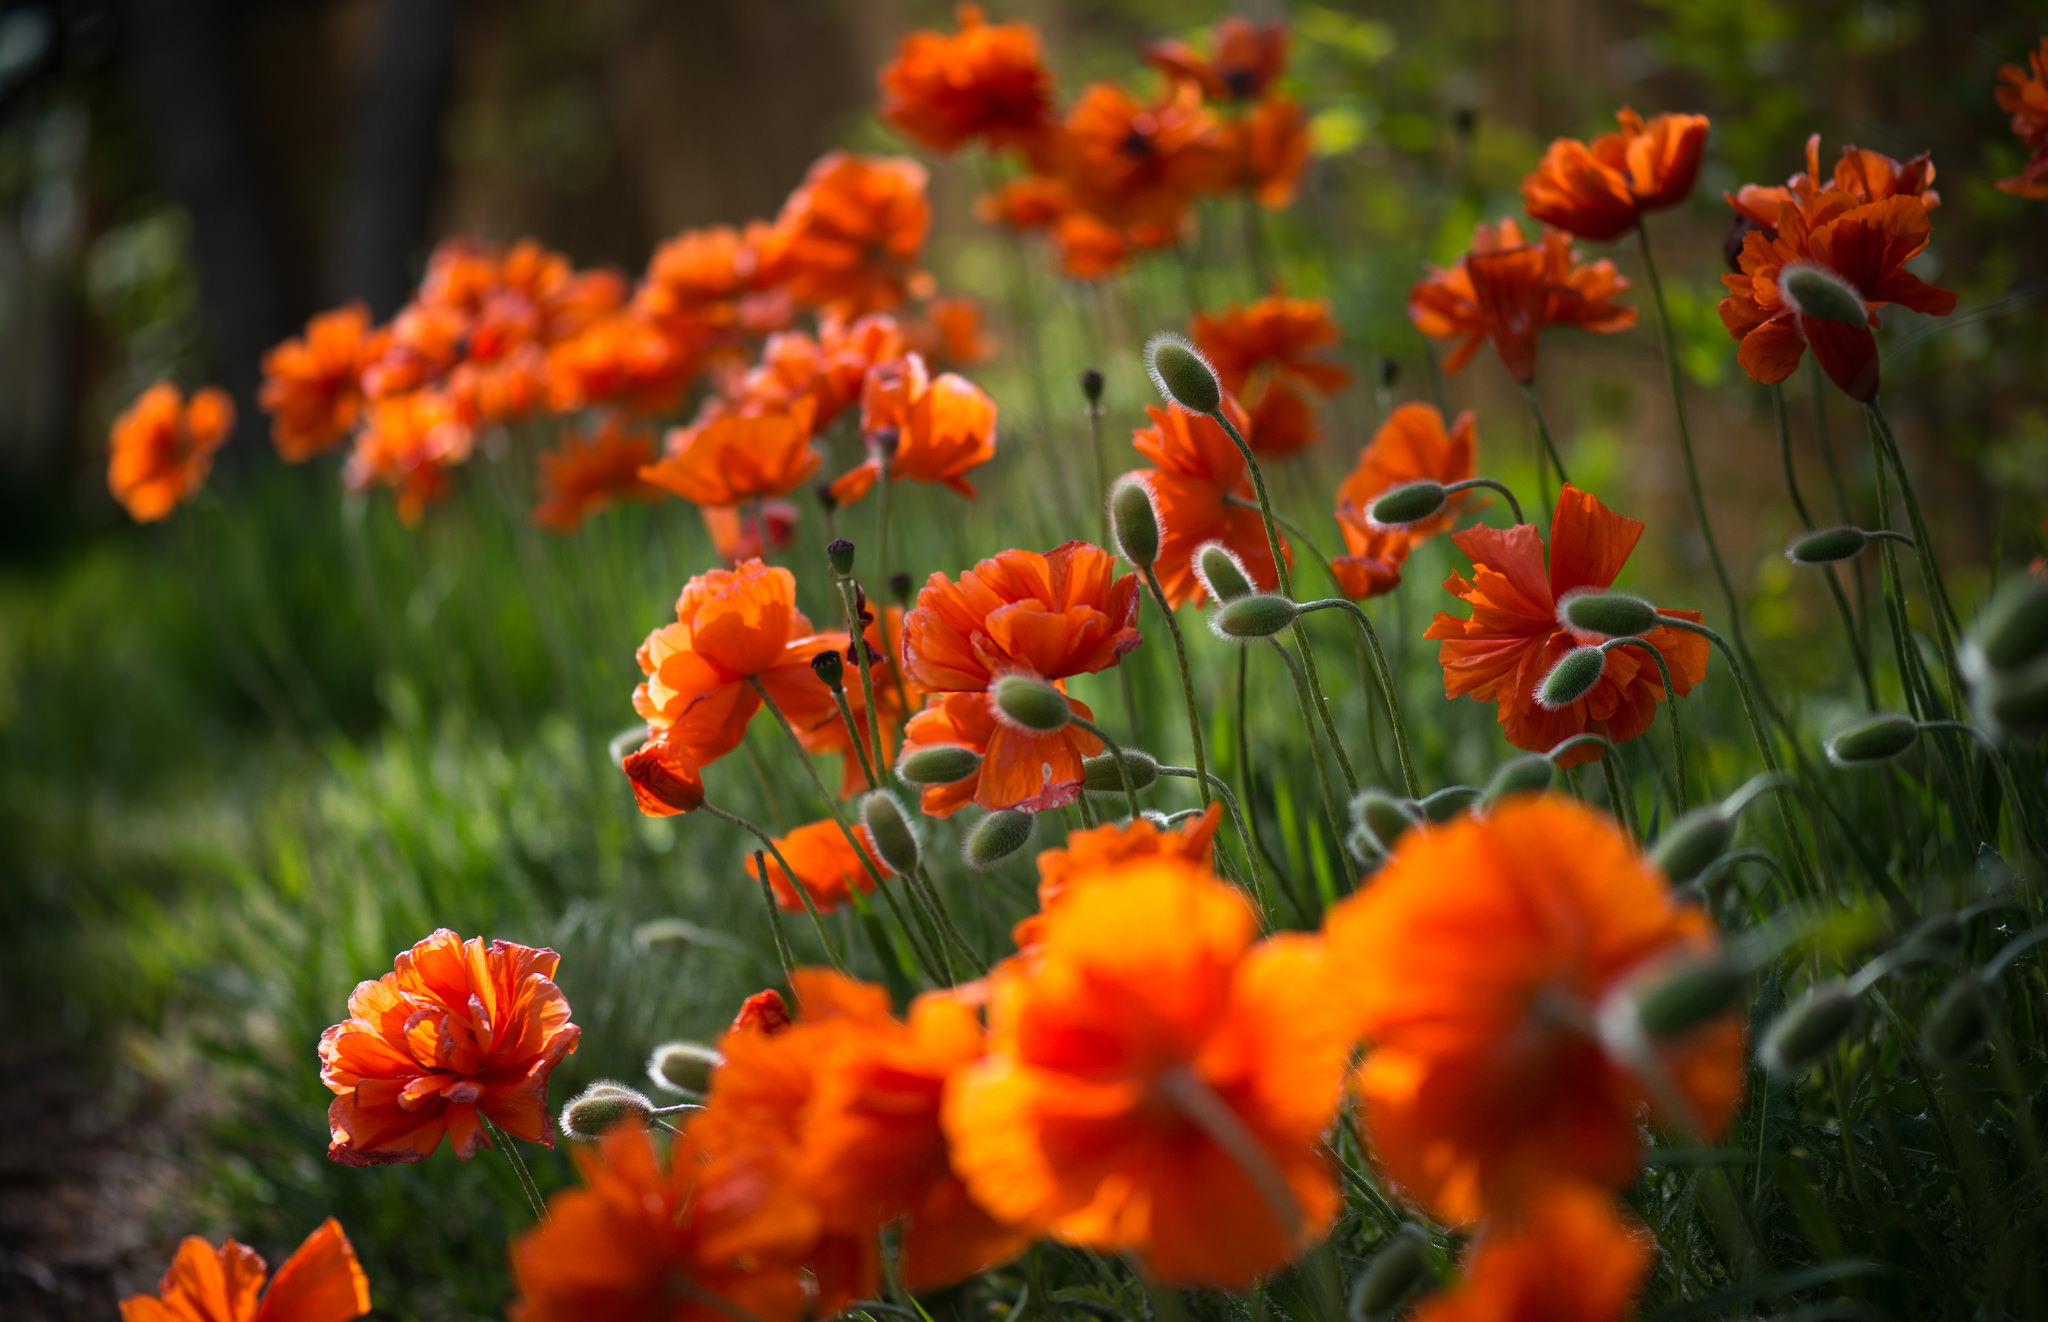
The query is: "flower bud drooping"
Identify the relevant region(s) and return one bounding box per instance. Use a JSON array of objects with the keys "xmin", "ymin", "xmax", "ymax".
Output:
[
  {"xmin": 1212, "ymin": 593, "xmax": 1300, "ymax": 641},
  {"xmin": 1922, "ymin": 973, "xmax": 1992, "ymax": 1065},
  {"xmin": 826, "ymin": 536, "xmax": 856, "ymax": 577},
  {"xmin": 1629, "ymin": 955, "xmax": 1746, "ymax": 1042},
  {"xmin": 1082, "ymin": 748, "xmax": 1160, "ymax": 793},
  {"xmin": 810, "ymin": 648, "xmax": 845, "ymax": 692},
  {"xmin": 1778, "ymin": 262, "xmax": 1869, "ymax": 326},
  {"xmin": 1350, "ymin": 789, "xmax": 1421, "ymax": 858},
  {"xmin": 561, "ymin": 1082, "xmax": 655, "ymax": 1140},
  {"xmin": 1368, "ymin": 481, "xmax": 1449, "ymax": 527},
  {"xmin": 1651, "ymin": 806, "xmax": 1734, "ymax": 885},
  {"xmin": 1536, "ymin": 646, "xmax": 1607, "ymax": 709},
  {"xmin": 1109, "ymin": 475, "xmax": 1161, "ymax": 569},
  {"xmin": 1824, "ymin": 713, "xmax": 1920, "ymax": 767},
  {"xmin": 1559, "ymin": 589, "xmax": 1661, "ymax": 639},
  {"xmin": 1483, "ymin": 754, "xmax": 1556, "ymax": 804},
  {"xmin": 1348, "ymin": 1225, "xmax": 1435, "ymax": 1320},
  {"xmin": 991, "ymin": 673, "xmax": 1072, "ymax": 732},
  {"xmin": 963, "ymin": 809, "xmax": 1037, "ymax": 869},
  {"xmin": 1080, "ymin": 368, "xmax": 1105, "ymax": 407},
  {"xmin": 1195, "ymin": 542, "xmax": 1255, "ymax": 603},
  {"xmin": 1417, "ymin": 785, "xmax": 1480, "ymax": 823},
  {"xmin": 646, "ymin": 1041, "xmax": 723, "ymax": 1094},
  {"xmin": 1760, "ymin": 981, "xmax": 1860, "ymax": 1078},
  {"xmin": 859, "ymin": 790, "xmax": 921, "ymax": 875},
  {"xmin": 897, "ymin": 742, "xmax": 982, "ymax": 786},
  {"xmin": 1786, "ymin": 526, "xmax": 1870, "ymax": 565},
  {"xmin": 1965, "ymin": 574, "xmax": 2048, "ymax": 675},
  {"xmin": 1145, "ymin": 331, "xmax": 1223, "ymax": 415}
]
